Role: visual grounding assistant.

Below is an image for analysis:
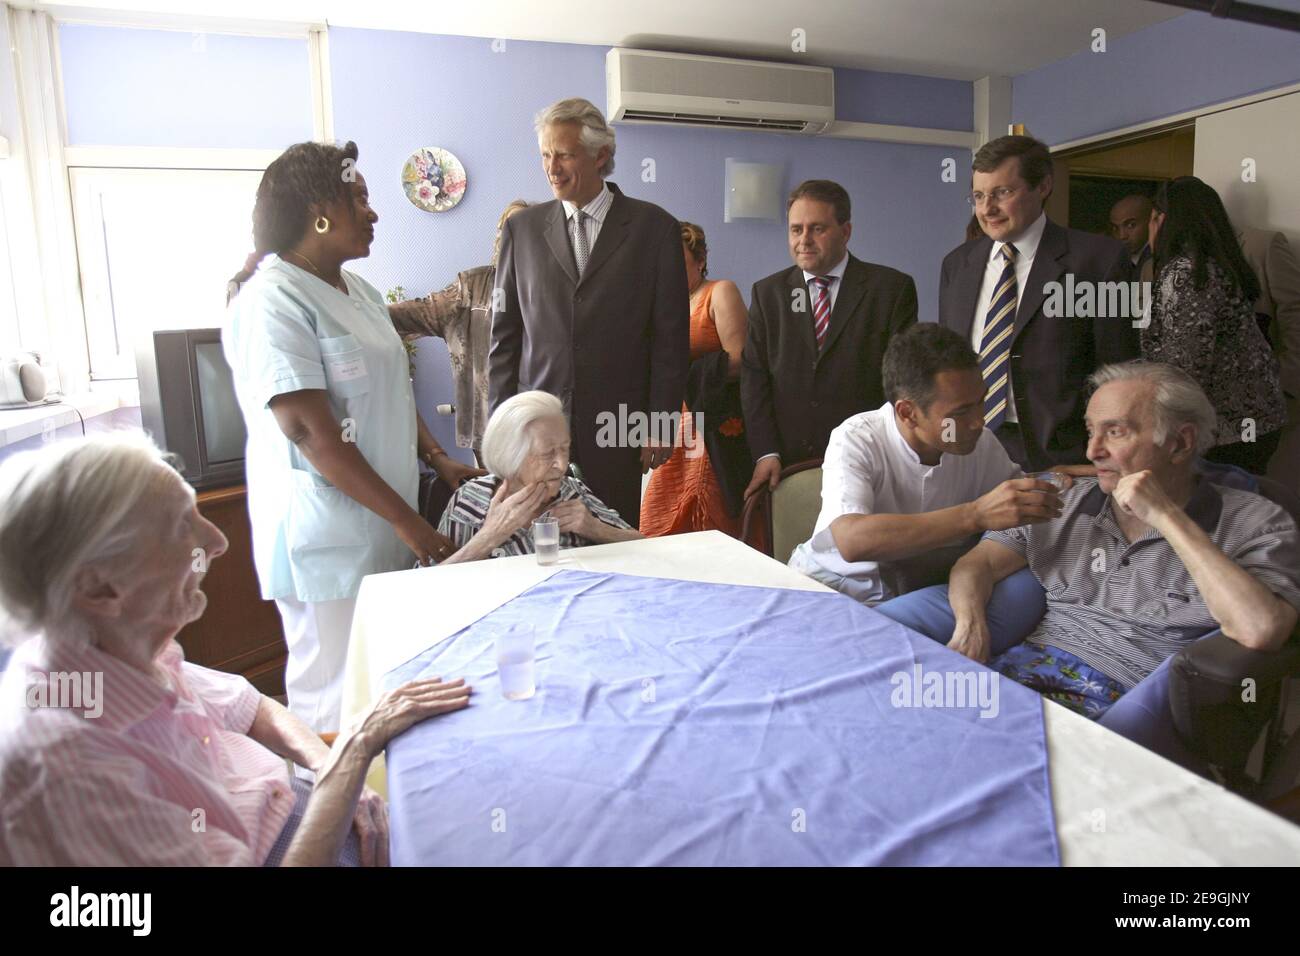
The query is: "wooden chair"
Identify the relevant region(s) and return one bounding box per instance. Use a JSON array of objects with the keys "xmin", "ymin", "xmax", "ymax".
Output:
[{"xmin": 739, "ymin": 459, "xmax": 823, "ymax": 564}]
